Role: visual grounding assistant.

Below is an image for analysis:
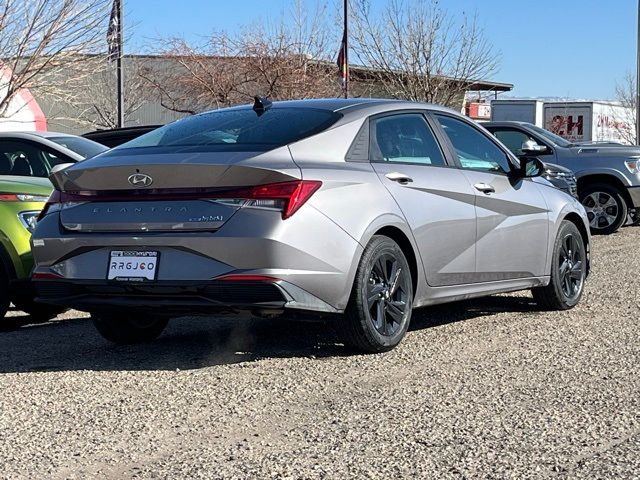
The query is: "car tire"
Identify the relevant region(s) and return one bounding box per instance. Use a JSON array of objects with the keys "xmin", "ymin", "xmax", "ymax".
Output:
[
  {"xmin": 532, "ymin": 221, "xmax": 586, "ymax": 310},
  {"xmin": 579, "ymin": 183, "xmax": 627, "ymax": 235},
  {"xmin": 91, "ymin": 312, "xmax": 169, "ymax": 344},
  {"xmin": 339, "ymin": 235, "xmax": 413, "ymax": 353},
  {"xmin": 0, "ymin": 270, "xmax": 9, "ymax": 319}
]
